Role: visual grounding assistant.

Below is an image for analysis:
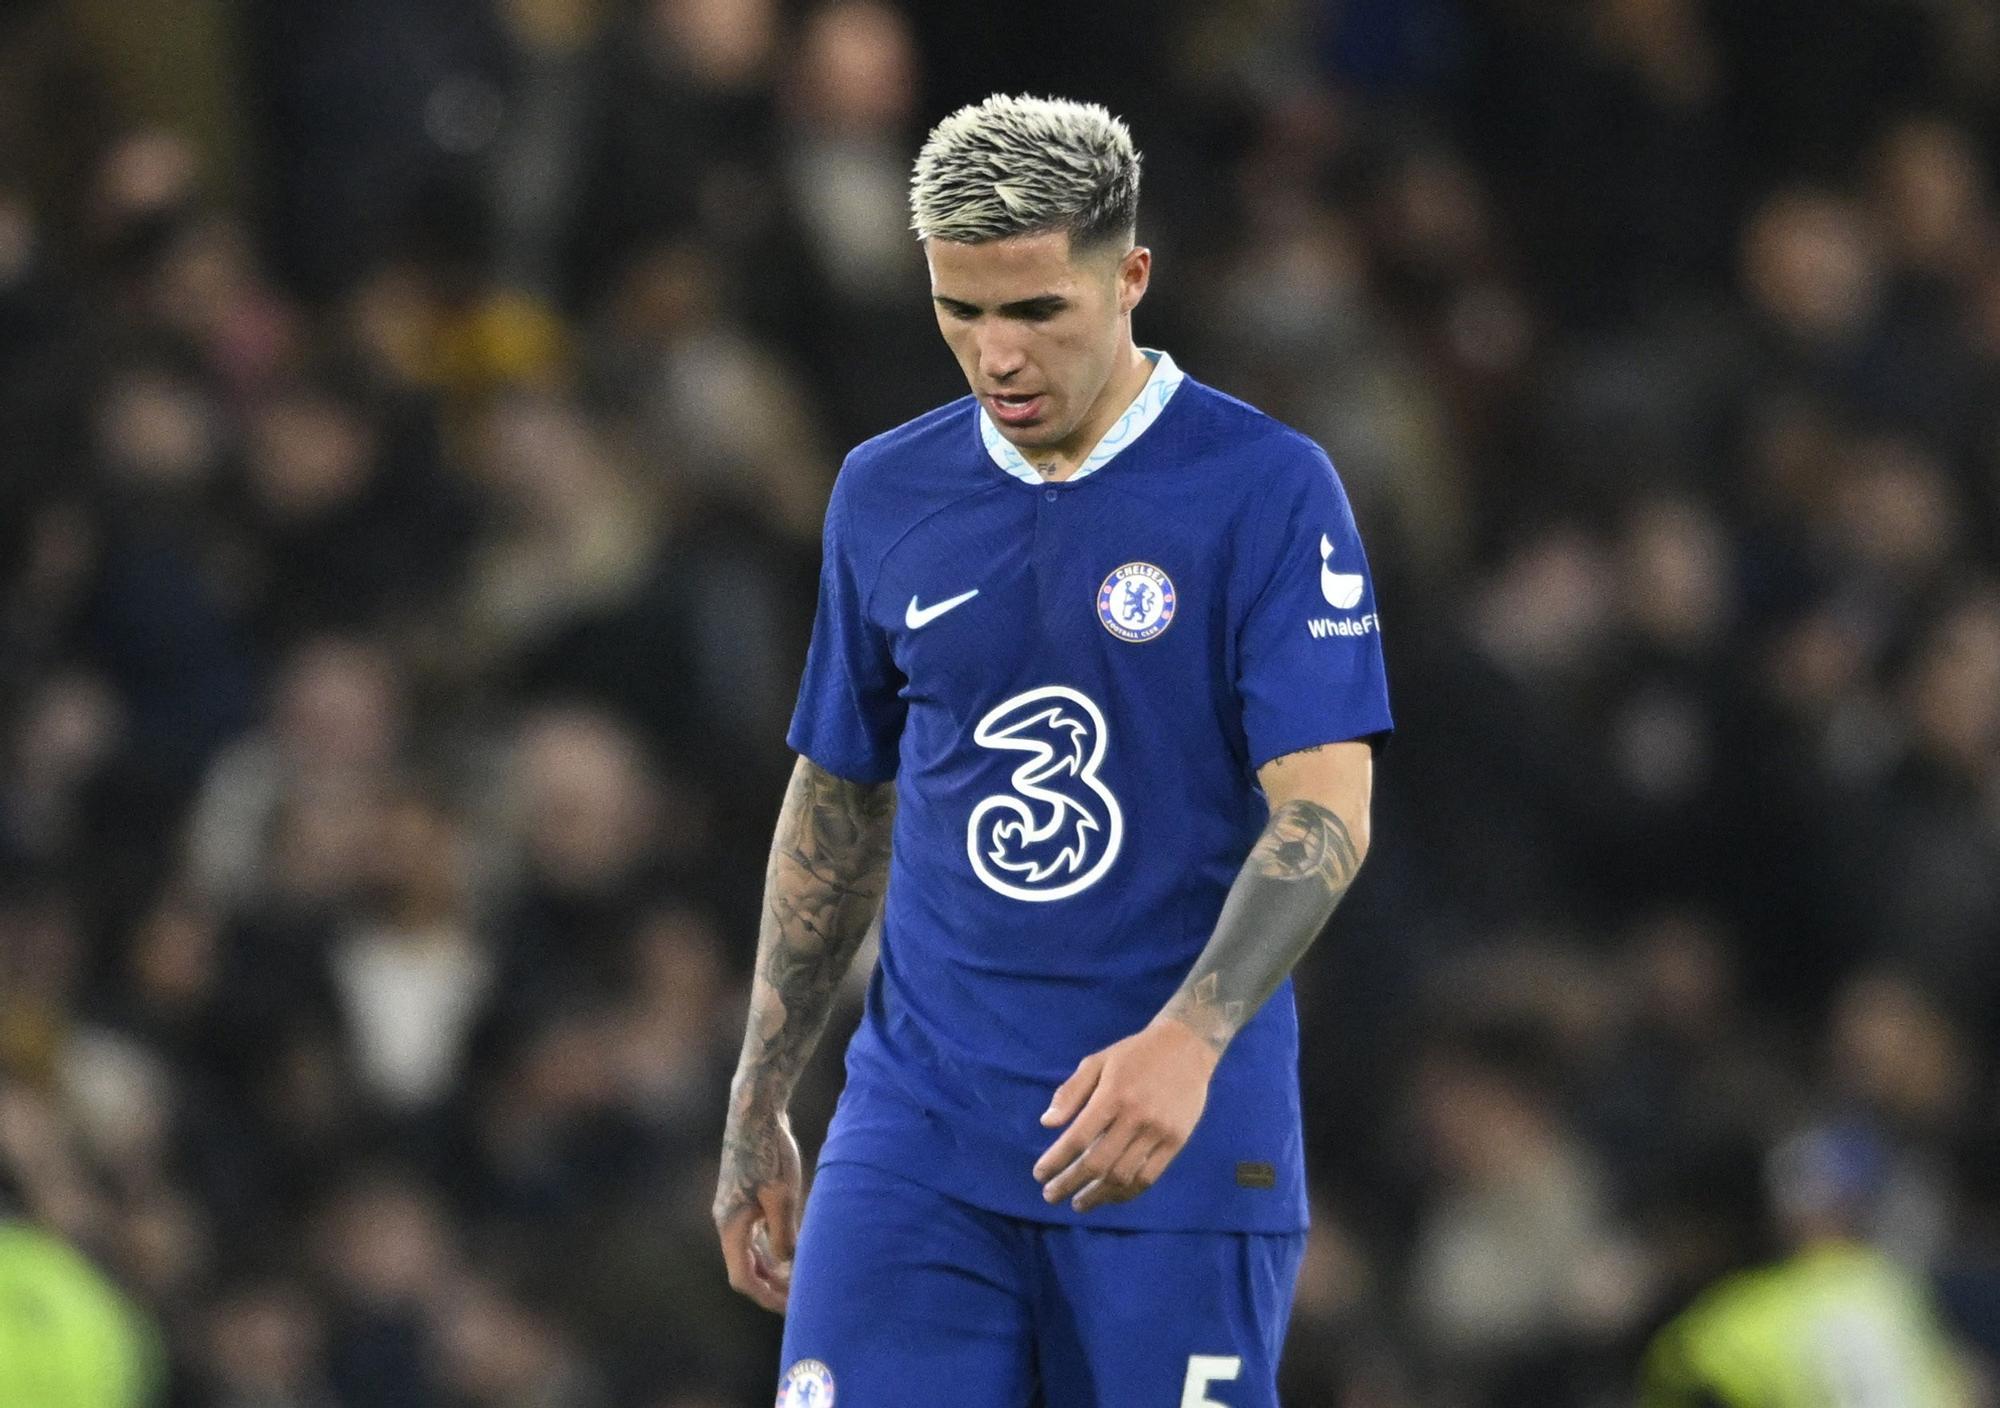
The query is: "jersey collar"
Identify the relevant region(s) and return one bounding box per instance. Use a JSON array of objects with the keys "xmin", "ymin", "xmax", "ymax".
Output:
[{"xmin": 978, "ymin": 349, "xmax": 1184, "ymax": 485}]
